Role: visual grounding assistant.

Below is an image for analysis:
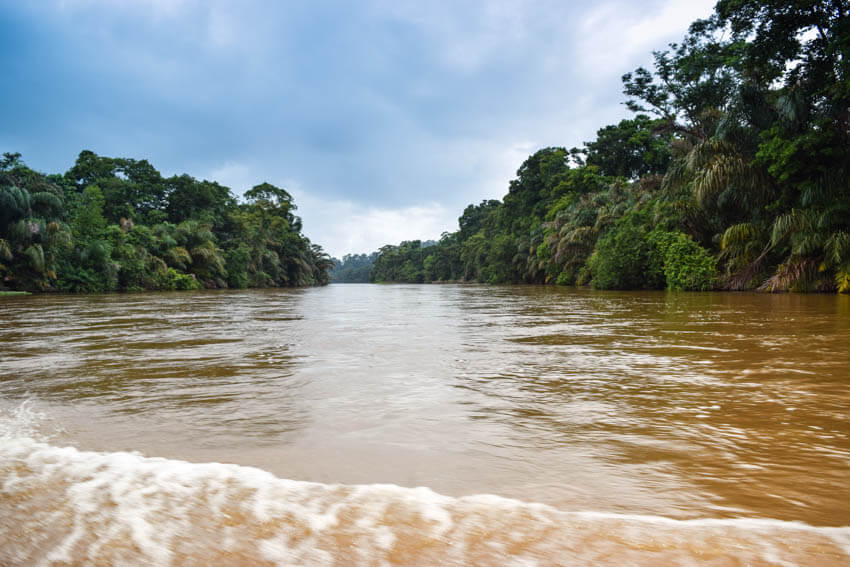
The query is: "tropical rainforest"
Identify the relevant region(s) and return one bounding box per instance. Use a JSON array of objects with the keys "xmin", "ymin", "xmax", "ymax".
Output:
[
  {"xmin": 371, "ymin": 0, "xmax": 850, "ymax": 293},
  {"xmin": 0, "ymin": 150, "xmax": 333, "ymax": 292},
  {"xmin": 4, "ymin": 1, "xmax": 847, "ymax": 295}
]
